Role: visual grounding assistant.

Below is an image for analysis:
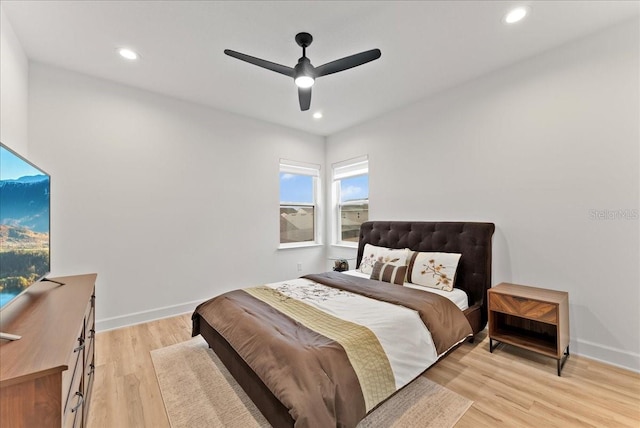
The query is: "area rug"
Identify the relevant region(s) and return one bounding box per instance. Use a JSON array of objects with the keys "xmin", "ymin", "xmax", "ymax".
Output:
[{"xmin": 151, "ymin": 336, "xmax": 472, "ymax": 428}]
